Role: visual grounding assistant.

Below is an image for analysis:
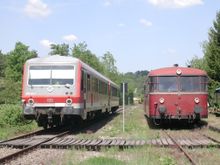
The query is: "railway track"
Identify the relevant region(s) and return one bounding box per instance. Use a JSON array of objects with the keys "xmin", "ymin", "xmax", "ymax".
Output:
[
  {"xmin": 1, "ymin": 110, "xmax": 220, "ymax": 164},
  {"xmin": 0, "ymin": 132, "xmax": 219, "ymax": 149},
  {"xmin": 0, "ymin": 109, "xmax": 121, "ymax": 164},
  {"xmin": 0, "ymin": 130, "xmax": 70, "ymax": 164},
  {"xmin": 163, "ymin": 131, "xmax": 197, "ymax": 165},
  {"xmin": 0, "ymin": 129, "xmax": 44, "ymax": 144}
]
